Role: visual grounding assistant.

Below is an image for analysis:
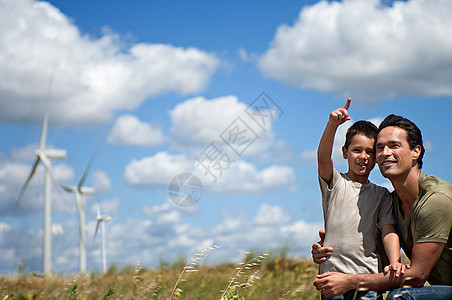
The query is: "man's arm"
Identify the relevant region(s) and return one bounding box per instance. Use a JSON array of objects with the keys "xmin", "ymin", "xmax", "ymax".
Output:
[
  {"xmin": 318, "ymin": 98, "xmax": 351, "ymax": 183},
  {"xmin": 314, "ymin": 242, "xmax": 445, "ymax": 297}
]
